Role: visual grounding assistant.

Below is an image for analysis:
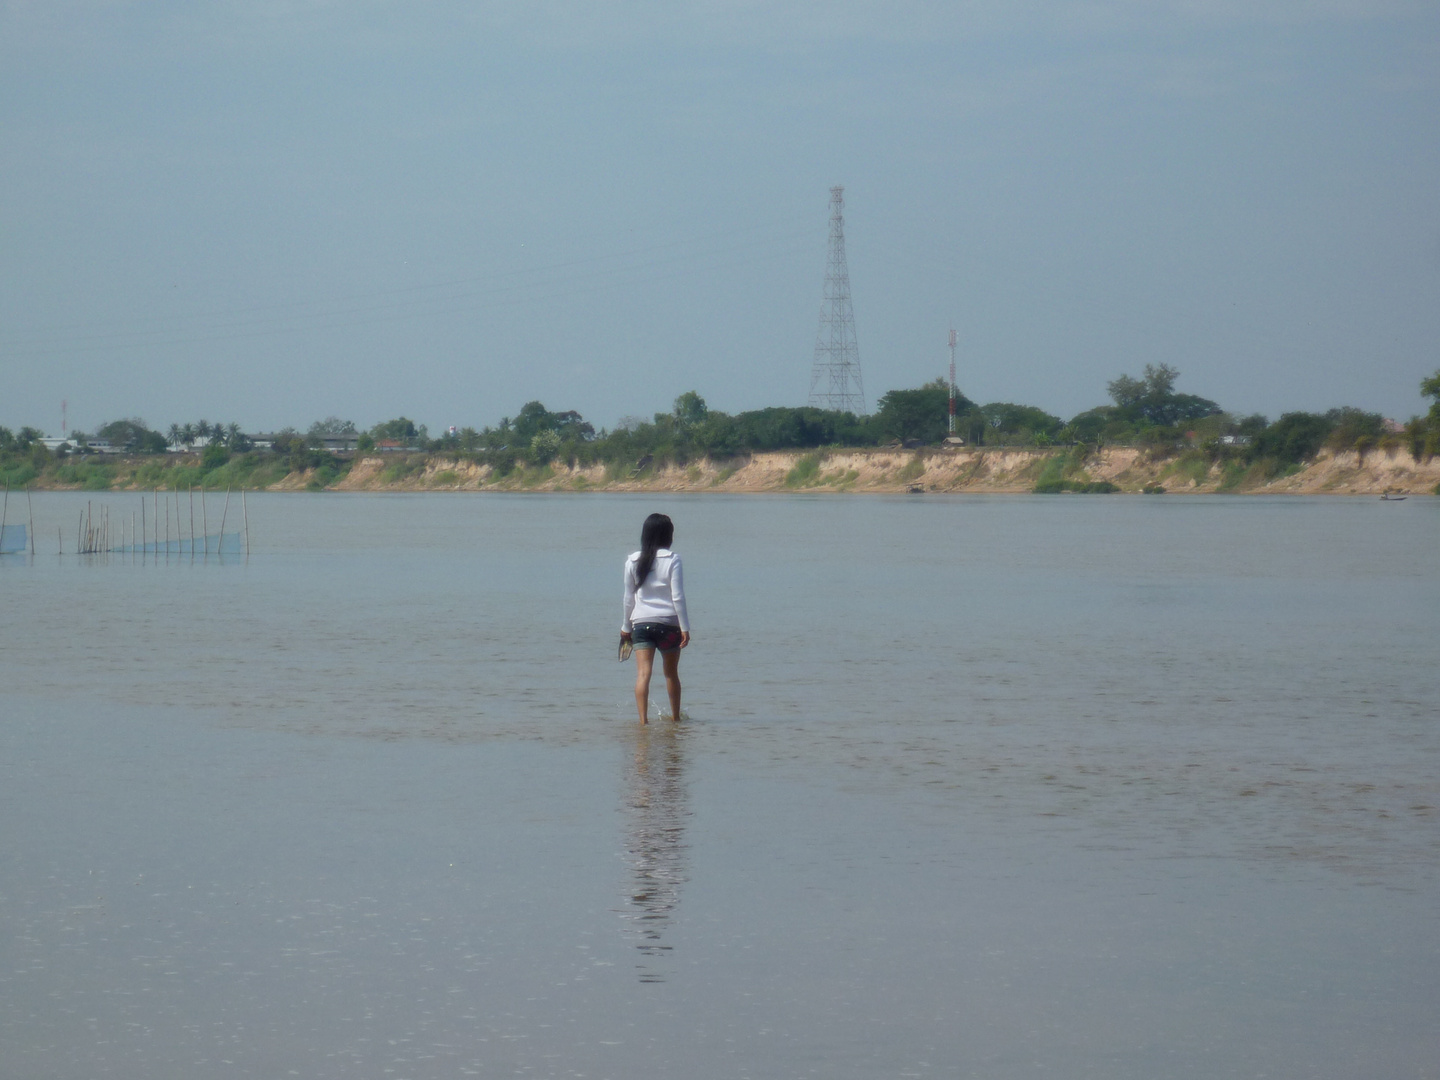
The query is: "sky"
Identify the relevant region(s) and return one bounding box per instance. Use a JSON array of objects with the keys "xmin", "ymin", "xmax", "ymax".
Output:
[{"xmin": 2, "ymin": 0, "xmax": 1438, "ymax": 437}]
